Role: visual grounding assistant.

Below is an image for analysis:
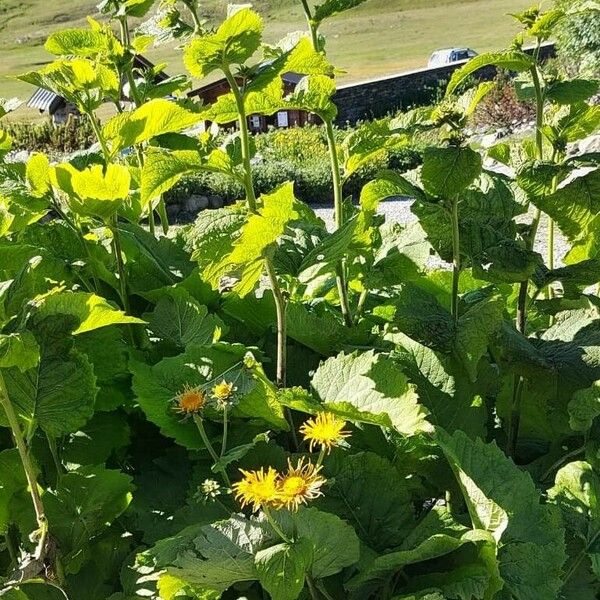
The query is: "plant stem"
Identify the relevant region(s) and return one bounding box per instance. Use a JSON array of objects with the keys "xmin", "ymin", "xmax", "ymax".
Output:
[
  {"xmin": 316, "ymin": 581, "xmax": 335, "ymax": 600},
  {"xmin": 450, "ymin": 196, "xmax": 461, "ymax": 326},
  {"xmin": 262, "ymin": 506, "xmax": 291, "ymax": 544},
  {"xmin": 315, "ymin": 447, "xmax": 326, "ymax": 469},
  {"xmin": 87, "ymin": 113, "xmax": 111, "ymax": 161},
  {"xmin": 193, "ymin": 415, "xmax": 231, "ymax": 487},
  {"xmin": 354, "ymin": 288, "xmax": 369, "ymax": 323},
  {"xmin": 306, "ymin": 575, "xmax": 322, "ymax": 600},
  {"xmin": 299, "ymin": 0, "xmax": 320, "ymax": 51},
  {"xmin": 109, "ymin": 215, "xmax": 131, "ymax": 315},
  {"xmin": 264, "ymin": 259, "xmax": 288, "ymax": 388},
  {"xmin": 541, "ymin": 444, "xmax": 586, "ymax": 482},
  {"xmin": 223, "ymin": 63, "xmax": 290, "ymax": 388},
  {"xmin": 506, "ymin": 374, "xmax": 524, "ymax": 458},
  {"xmin": 187, "ymin": 2, "xmax": 204, "ymax": 34},
  {"xmin": 222, "ymin": 64, "xmax": 257, "ymax": 212},
  {"xmin": 220, "ymin": 408, "xmax": 228, "ymax": 458},
  {"xmin": 0, "ymin": 373, "xmax": 48, "ymax": 561},
  {"xmin": 47, "ymin": 434, "xmax": 62, "ymax": 484}
]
